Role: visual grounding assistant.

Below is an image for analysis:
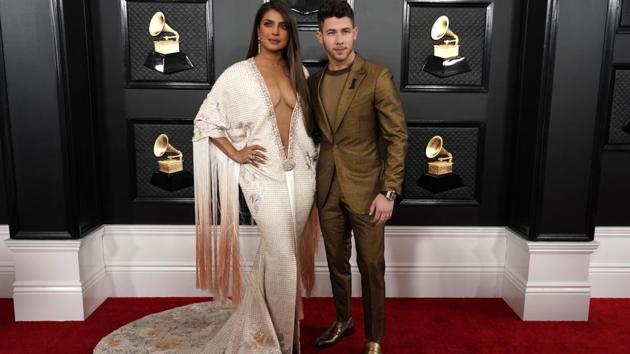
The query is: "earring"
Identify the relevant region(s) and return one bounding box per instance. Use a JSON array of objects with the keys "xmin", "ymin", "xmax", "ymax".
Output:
[{"xmin": 257, "ymin": 37, "xmax": 261, "ymax": 54}]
